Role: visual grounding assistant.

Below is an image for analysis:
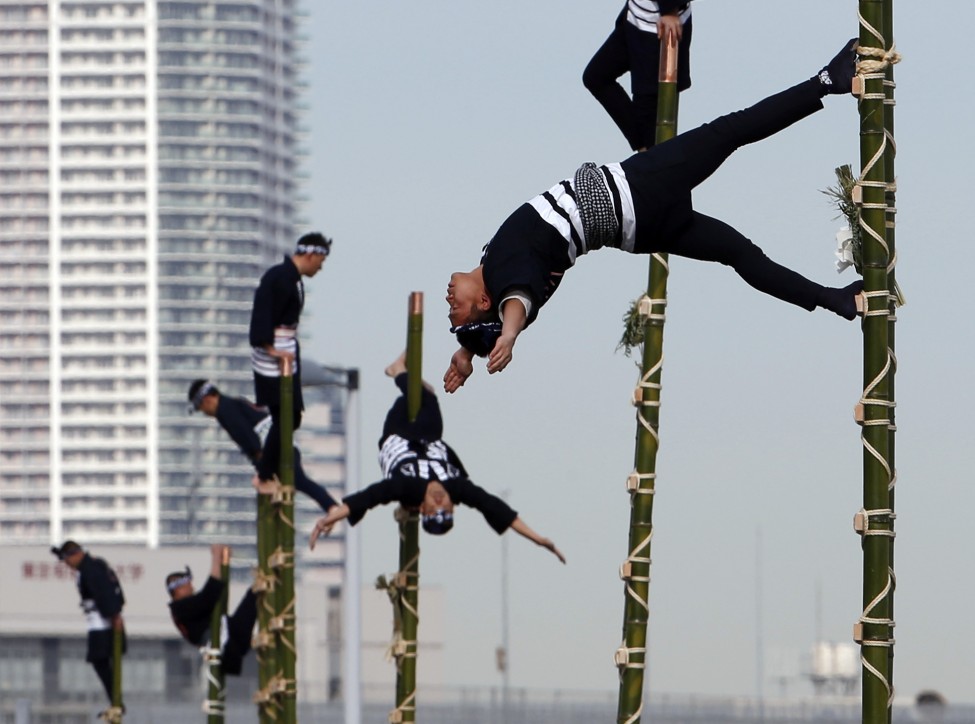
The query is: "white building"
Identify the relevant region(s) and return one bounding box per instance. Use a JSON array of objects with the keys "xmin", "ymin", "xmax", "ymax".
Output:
[{"xmin": 0, "ymin": 0, "xmax": 325, "ymax": 550}]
